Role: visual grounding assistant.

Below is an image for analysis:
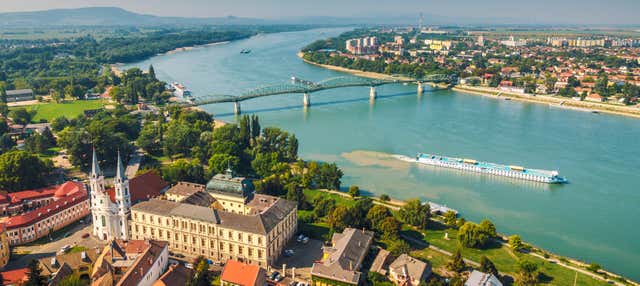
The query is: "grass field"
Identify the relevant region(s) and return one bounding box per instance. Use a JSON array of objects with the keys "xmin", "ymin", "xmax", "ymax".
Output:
[{"xmin": 13, "ymin": 100, "xmax": 107, "ymax": 123}]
